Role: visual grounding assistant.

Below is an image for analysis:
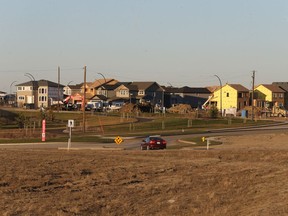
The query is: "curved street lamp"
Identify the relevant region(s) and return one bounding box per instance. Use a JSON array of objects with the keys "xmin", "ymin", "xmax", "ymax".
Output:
[
  {"xmin": 97, "ymin": 73, "xmax": 106, "ymax": 83},
  {"xmin": 67, "ymin": 81, "xmax": 73, "ymax": 86},
  {"xmin": 10, "ymin": 81, "xmax": 17, "ymax": 95},
  {"xmin": 214, "ymin": 75, "xmax": 223, "ymax": 117},
  {"xmin": 25, "ymin": 73, "xmax": 35, "ymax": 81}
]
